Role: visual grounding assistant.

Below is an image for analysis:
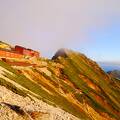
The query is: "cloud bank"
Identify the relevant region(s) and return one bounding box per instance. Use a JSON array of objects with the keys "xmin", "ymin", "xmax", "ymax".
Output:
[{"xmin": 0, "ymin": 0, "xmax": 120, "ymax": 57}]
